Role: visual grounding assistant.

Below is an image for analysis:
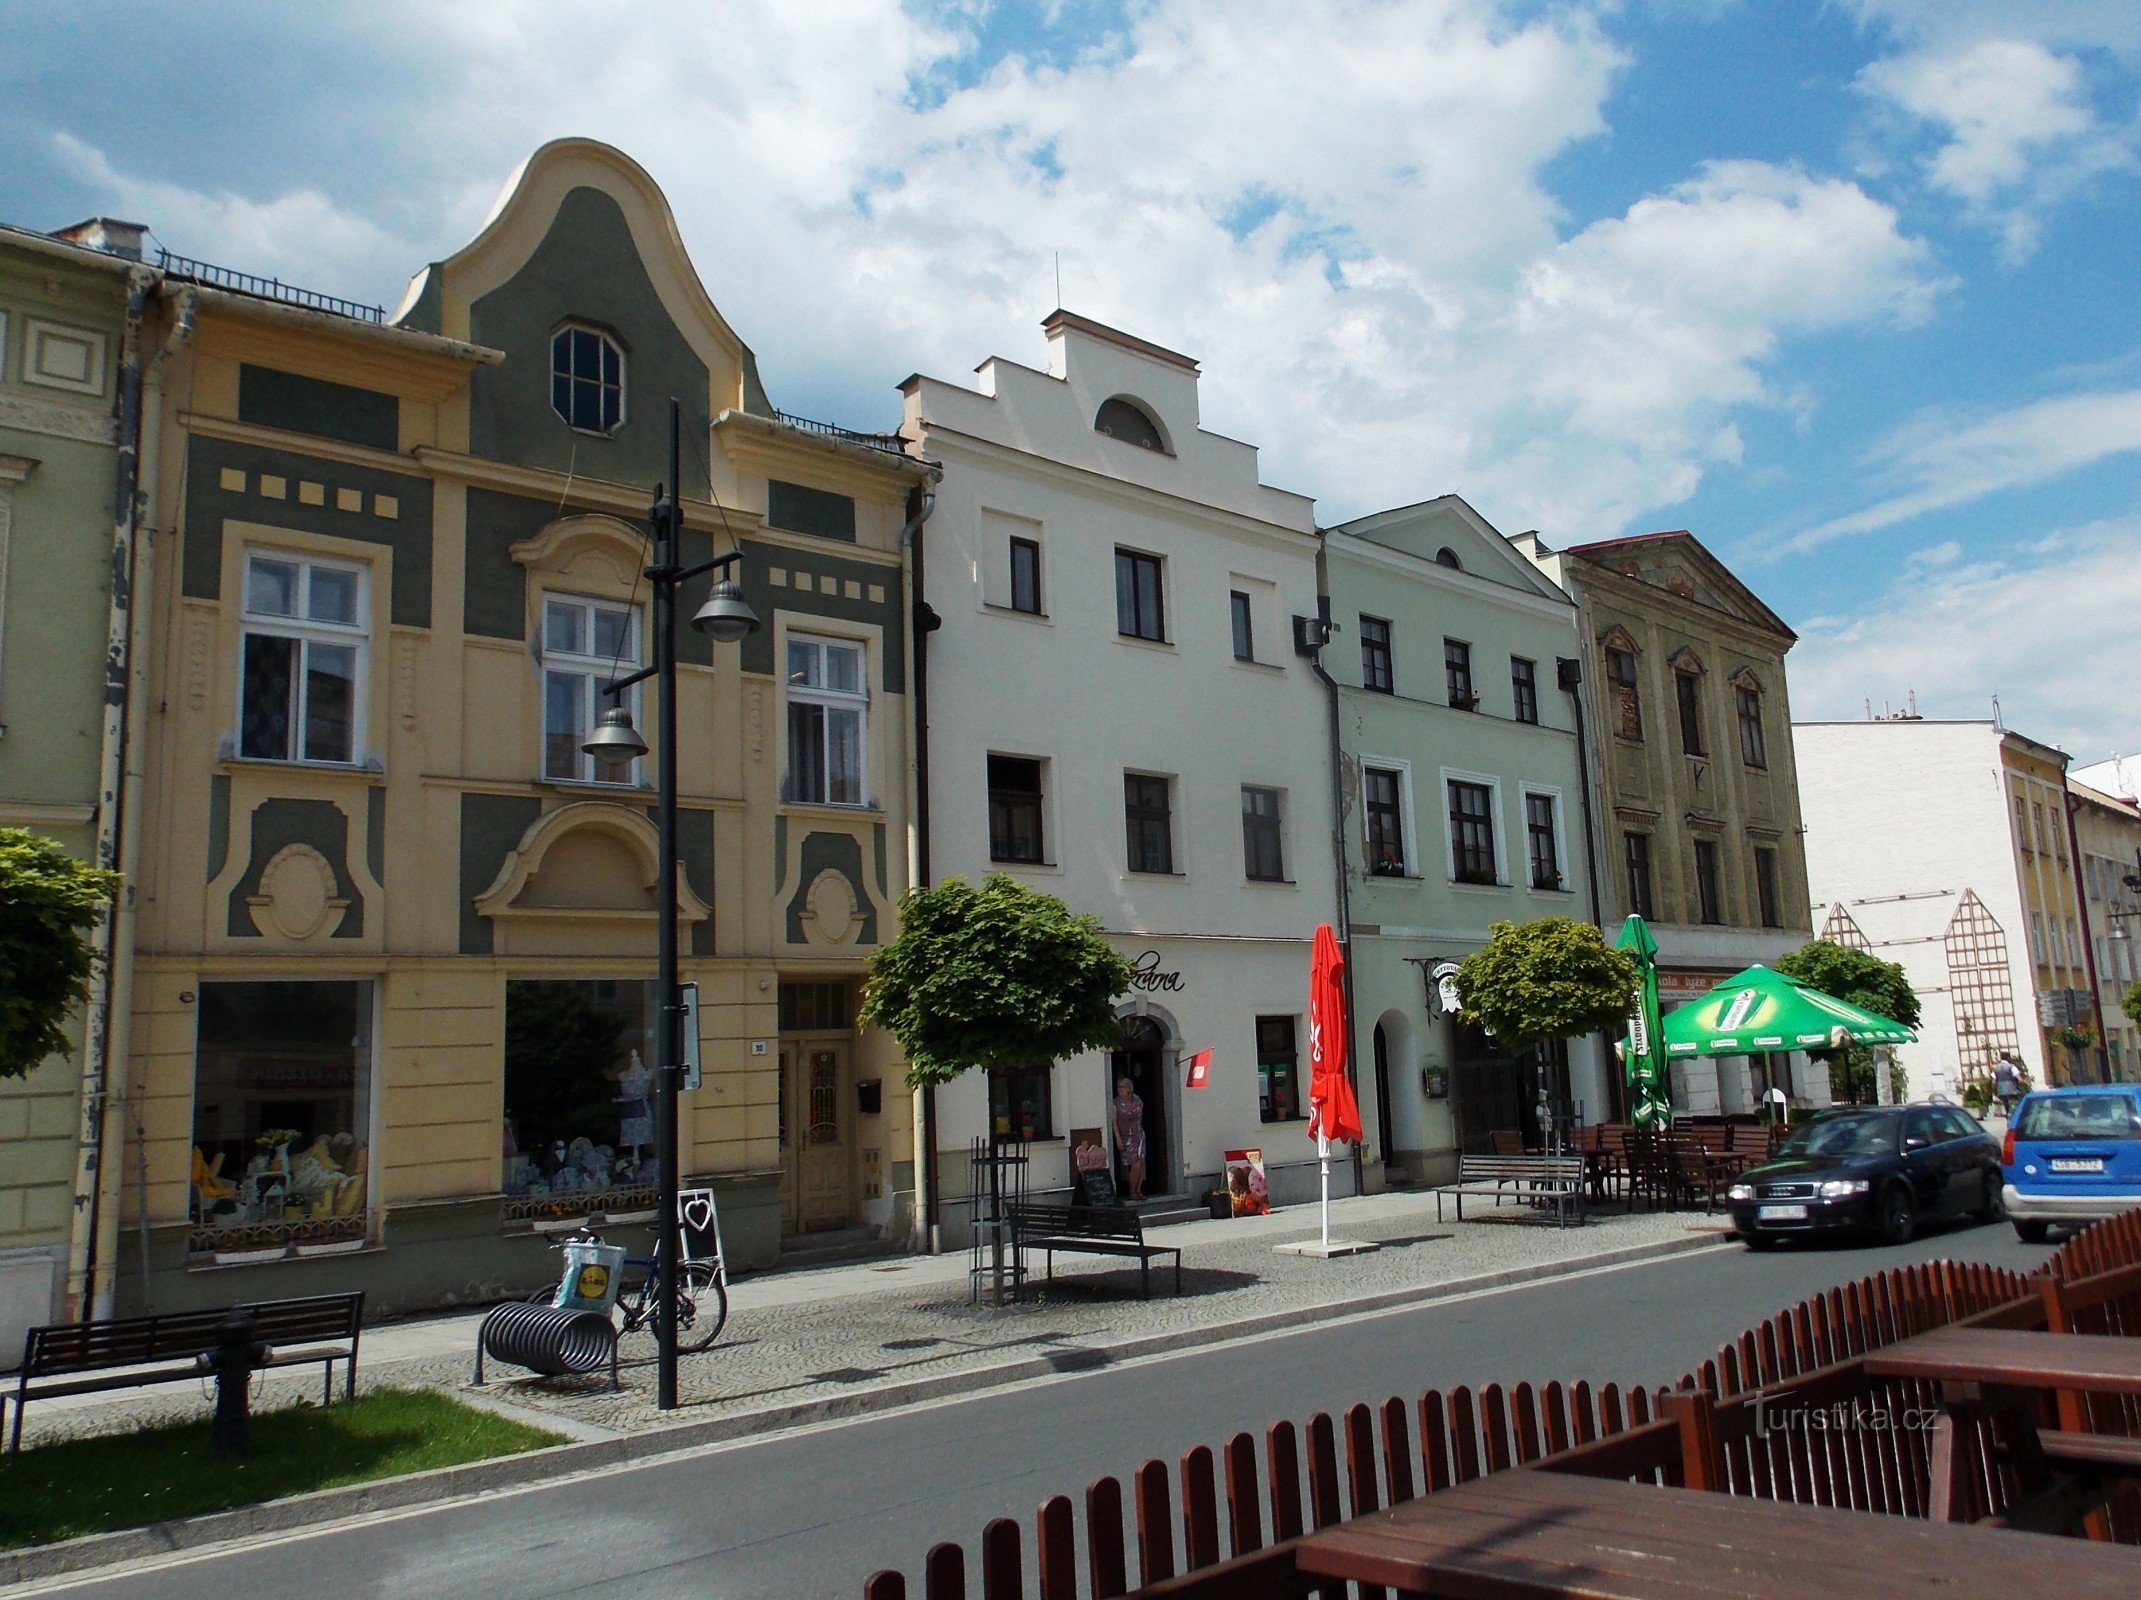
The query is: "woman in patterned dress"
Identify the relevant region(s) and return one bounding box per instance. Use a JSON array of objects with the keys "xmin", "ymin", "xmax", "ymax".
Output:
[{"xmin": 1112, "ymin": 1076, "xmax": 1147, "ymax": 1201}]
